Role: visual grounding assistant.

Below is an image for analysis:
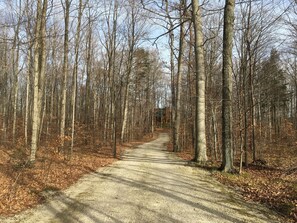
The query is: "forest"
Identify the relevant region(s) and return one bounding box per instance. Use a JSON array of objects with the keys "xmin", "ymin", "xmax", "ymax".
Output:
[{"xmin": 0, "ymin": 0, "xmax": 296, "ymax": 221}]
